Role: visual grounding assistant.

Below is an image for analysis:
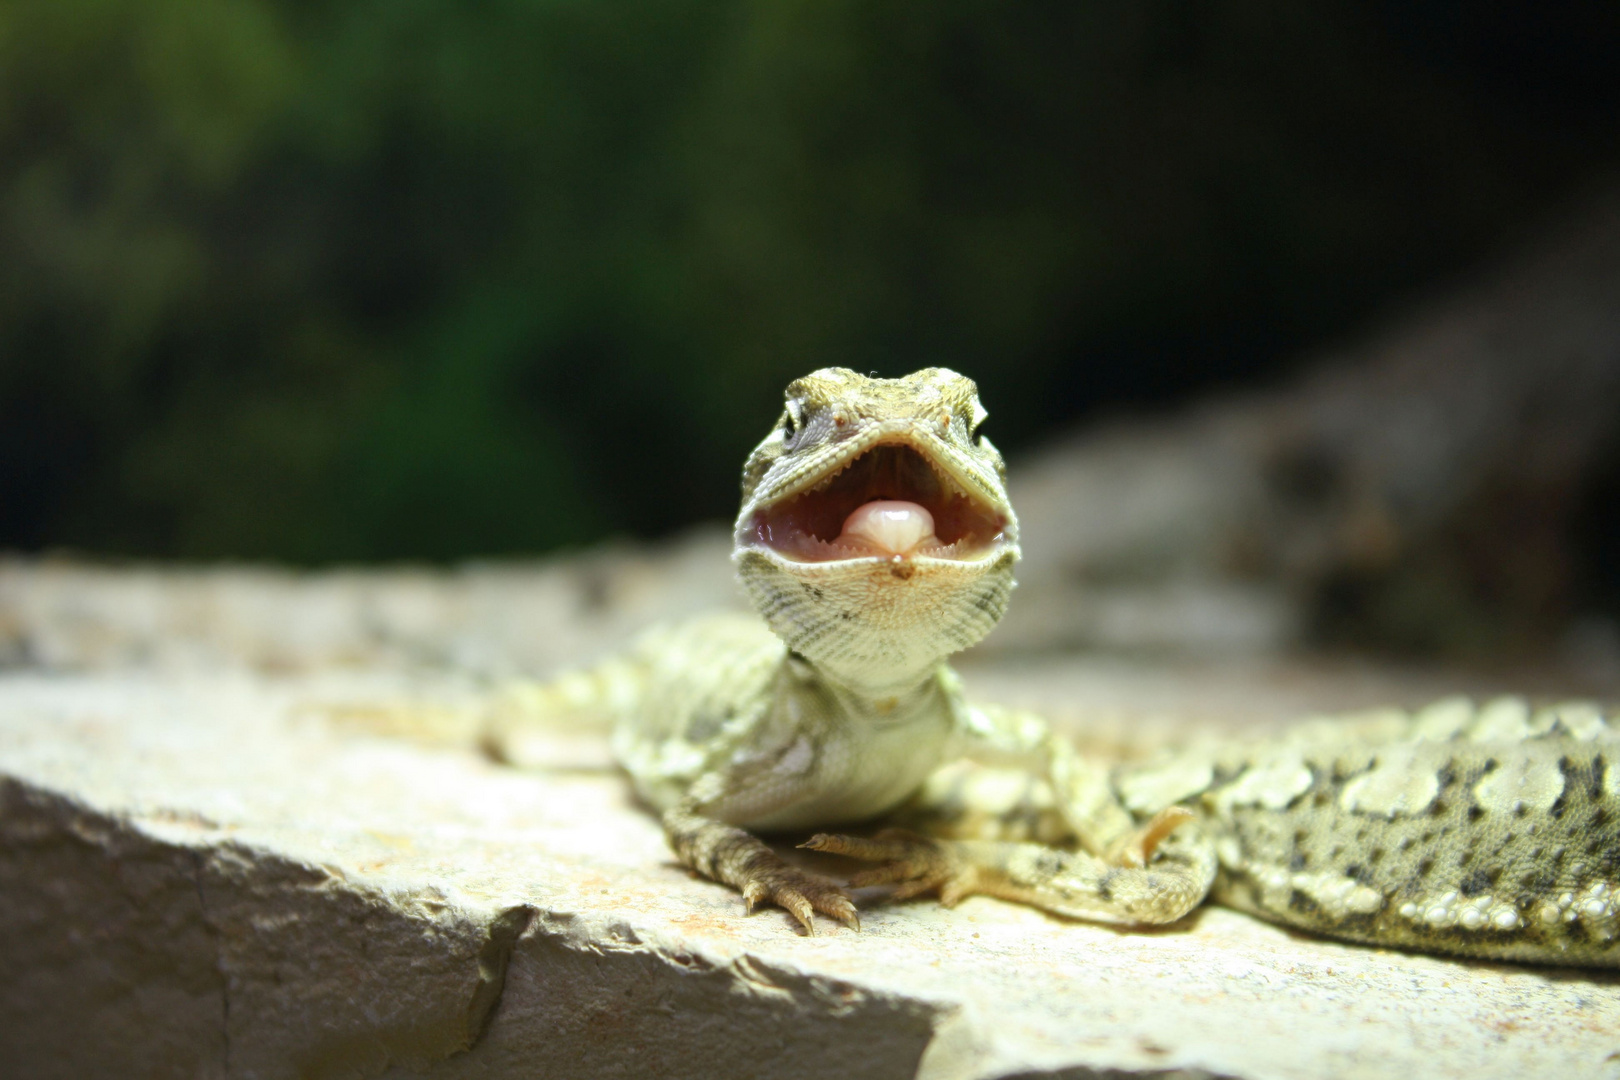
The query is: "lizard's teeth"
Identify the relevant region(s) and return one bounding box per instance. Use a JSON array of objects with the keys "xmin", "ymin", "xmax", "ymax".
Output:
[{"xmin": 840, "ymin": 500, "xmax": 937, "ymax": 556}]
